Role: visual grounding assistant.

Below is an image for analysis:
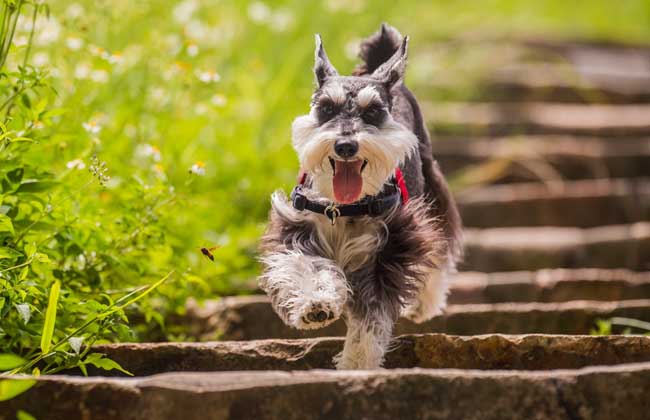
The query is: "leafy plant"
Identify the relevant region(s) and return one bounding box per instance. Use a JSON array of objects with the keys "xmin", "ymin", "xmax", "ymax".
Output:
[{"xmin": 0, "ymin": 0, "xmax": 182, "ymax": 379}]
